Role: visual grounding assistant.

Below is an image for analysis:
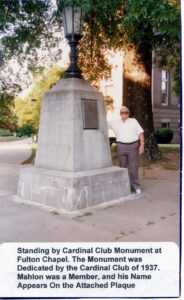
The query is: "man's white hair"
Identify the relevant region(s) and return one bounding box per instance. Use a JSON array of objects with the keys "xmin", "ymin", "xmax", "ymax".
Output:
[{"xmin": 120, "ymin": 106, "xmax": 130, "ymax": 113}]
